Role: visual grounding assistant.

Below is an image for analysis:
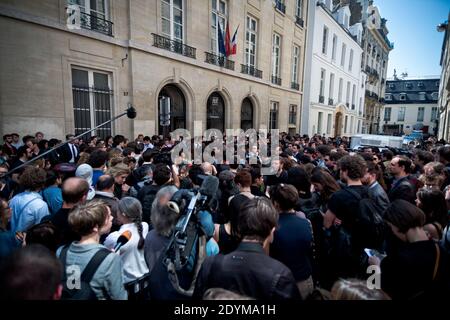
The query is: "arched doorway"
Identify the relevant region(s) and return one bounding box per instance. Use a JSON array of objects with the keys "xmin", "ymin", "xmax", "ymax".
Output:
[
  {"xmin": 334, "ymin": 112, "xmax": 343, "ymax": 137},
  {"xmin": 207, "ymin": 92, "xmax": 225, "ymax": 132},
  {"xmin": 158, "ymin": 85, "xmax": 186, "ymax": 136},
  {"xmin": 241, "ymin": 98, "xmax": 254, "ymax": 131}
]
